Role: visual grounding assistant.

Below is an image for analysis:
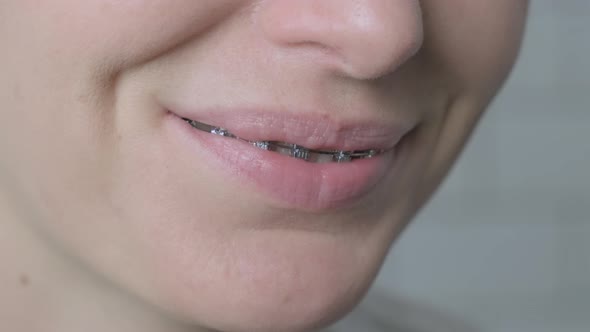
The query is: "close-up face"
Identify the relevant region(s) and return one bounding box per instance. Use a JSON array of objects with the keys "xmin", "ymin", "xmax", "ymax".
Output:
[{"xmin": 0, "ymin": 1, "xmax": 528, "ymax": 331}]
